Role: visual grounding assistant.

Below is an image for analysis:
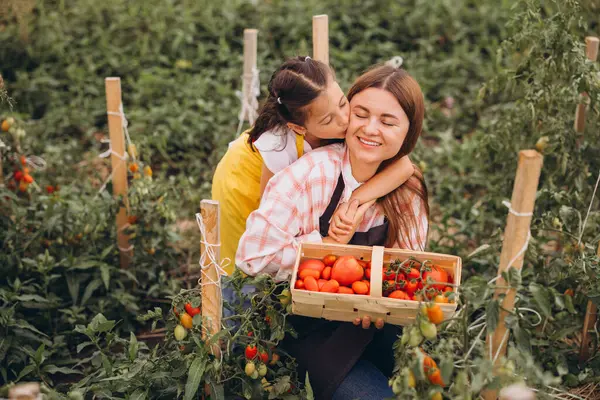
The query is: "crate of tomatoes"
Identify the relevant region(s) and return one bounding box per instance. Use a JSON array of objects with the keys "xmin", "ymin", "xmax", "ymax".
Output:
[{"xmin": 290, "ymin": 242, "xmax": 462, "ymax": 326}]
